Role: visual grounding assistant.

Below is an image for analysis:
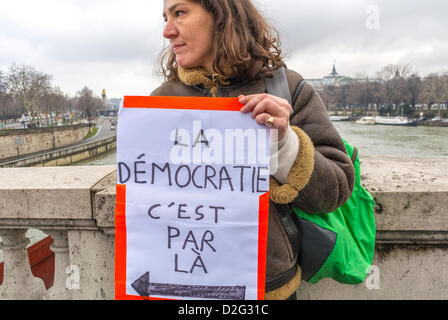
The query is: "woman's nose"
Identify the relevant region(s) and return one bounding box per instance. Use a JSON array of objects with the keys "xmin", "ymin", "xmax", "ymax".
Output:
[{"xmin": 163, "ymin": 19, "xmax": 178, "ymax": 39}]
